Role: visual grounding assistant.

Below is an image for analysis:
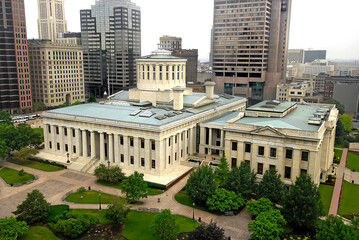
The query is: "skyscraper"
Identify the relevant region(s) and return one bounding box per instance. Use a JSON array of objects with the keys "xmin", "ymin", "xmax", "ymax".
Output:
[
  {"xmin": 0, "ymin": 0, "xmax": 32, "ymax": 113},
  {"xmin": 80, "ymin": 0, "xmax": 141, "ymax": 97},
  {"xmin": 37, "ymin": 0, "xmax": 67, "ymax": 42},
  {"xmin": 212, "ymin": 0, "xmax": 292, "ymax": 102}
]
